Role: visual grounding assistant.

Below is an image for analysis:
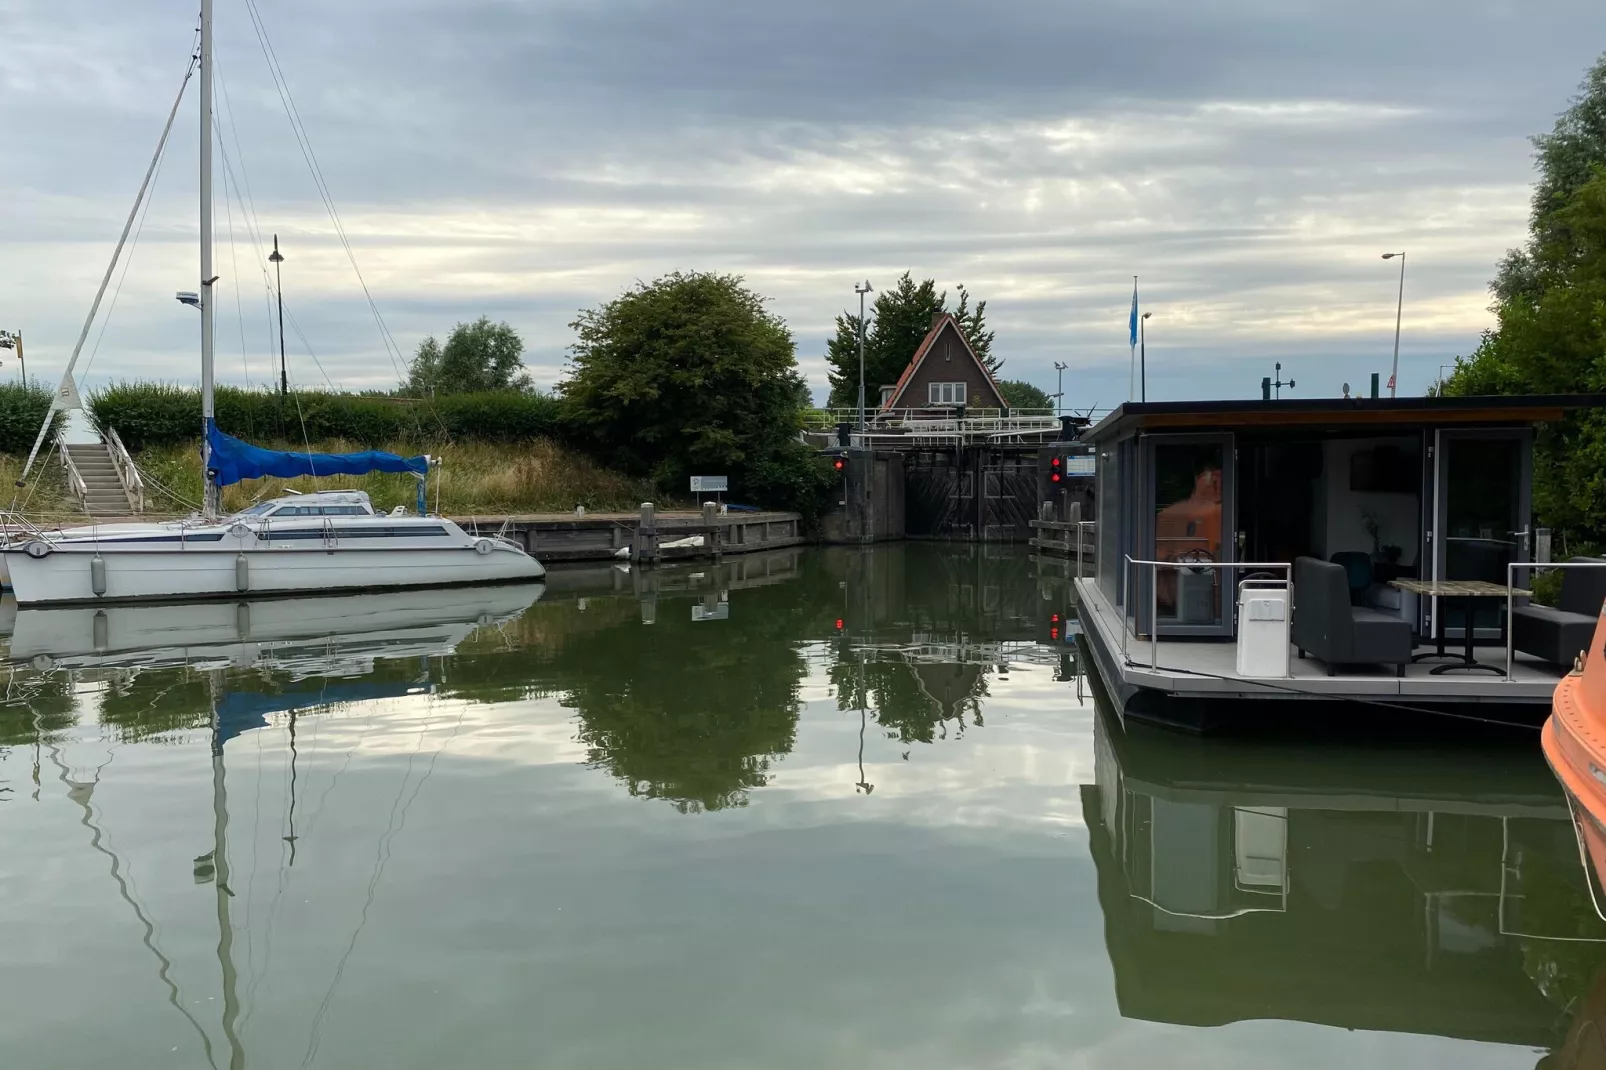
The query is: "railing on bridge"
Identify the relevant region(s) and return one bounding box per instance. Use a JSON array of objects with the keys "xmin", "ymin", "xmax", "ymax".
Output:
[{"xmin": 804, "ymin": 407, "xmax": 1062, "ymax": 447}]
